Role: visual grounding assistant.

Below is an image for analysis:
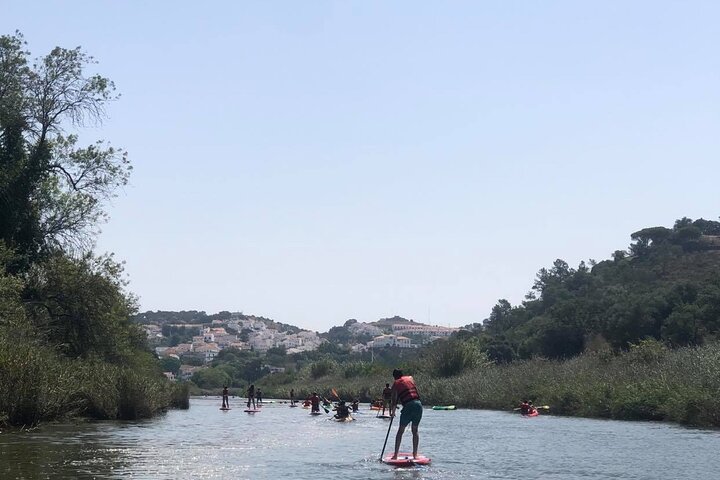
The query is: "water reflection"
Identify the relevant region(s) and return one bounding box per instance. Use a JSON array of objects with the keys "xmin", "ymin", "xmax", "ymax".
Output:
[{"xmin": 1, "ymin": 397, "xmax": 720, "ymax": 479}]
